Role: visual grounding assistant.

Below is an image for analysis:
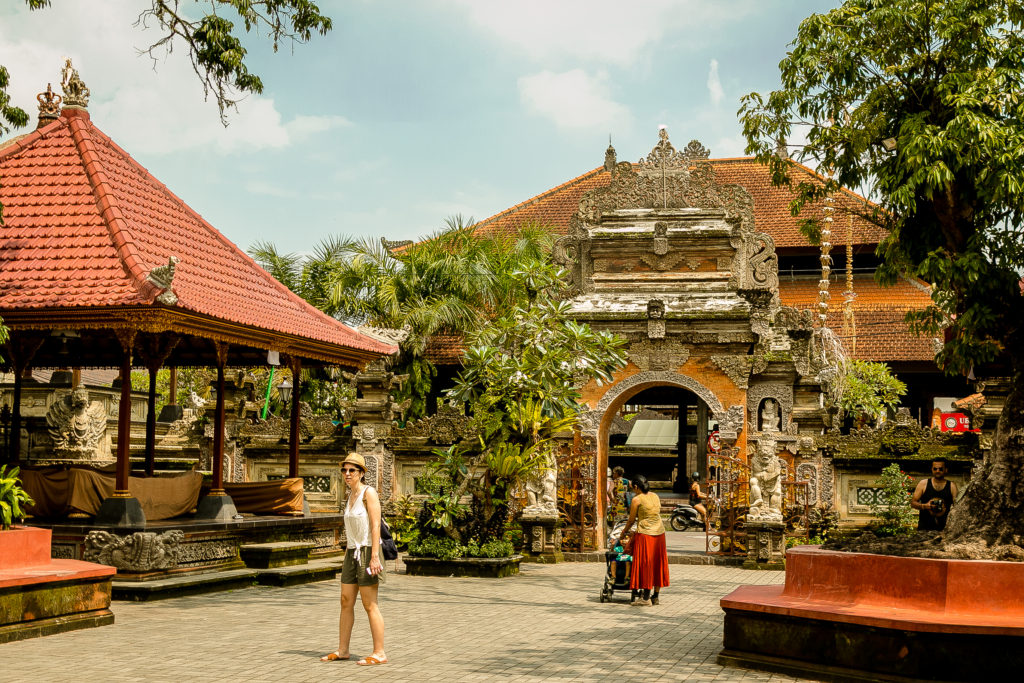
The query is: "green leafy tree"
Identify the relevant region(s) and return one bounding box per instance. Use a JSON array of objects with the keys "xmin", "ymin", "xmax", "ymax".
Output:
[
  {"xmin": 870, "ymin": 463, "xmax": 916, "ymax": 537},
  {"xmin": 740, "ymin": 0, "xmax": 1024, "ymax": 552},
  {"xmin": 841, "ymin": 360, "xmax": 907, "ymax": 427},
  {"xmin": 413, "ymin": 261, "xmax": 627, "ymax": 548}
]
